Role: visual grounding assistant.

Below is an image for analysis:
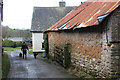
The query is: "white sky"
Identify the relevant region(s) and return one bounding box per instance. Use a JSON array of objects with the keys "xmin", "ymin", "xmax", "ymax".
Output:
[{"xmin": 2, "ymin": 0, "xmax": 86, "ymax": 30}]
